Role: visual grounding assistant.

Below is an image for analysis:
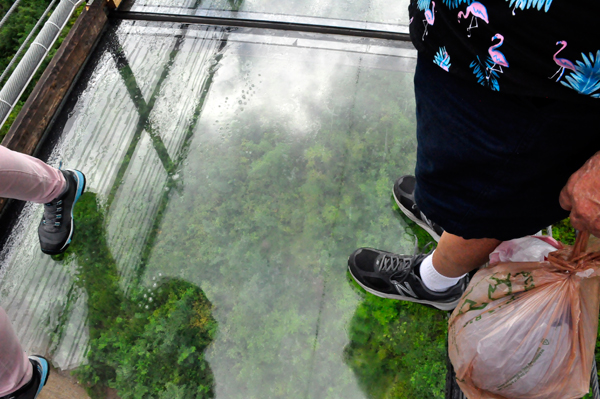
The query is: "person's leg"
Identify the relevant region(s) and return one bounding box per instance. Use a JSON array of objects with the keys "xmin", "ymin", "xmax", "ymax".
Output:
[
  {"xmin": 0, "ymin": 307, "xmax": 31, "ymax": 397},
  {"xmin": 0, "ymin": 146, "xmax": 65, "ymax": 203},
  {"xmin": 432, "ymin": 233, "xmax": 500, "ymax": 278},
  {"xmin": 0, "ymin": 145, "xmax": 86, "ymax": 254},
  {"xmin": 0, "ymin": 147, "xmax": 56, "ymax": 393}
]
